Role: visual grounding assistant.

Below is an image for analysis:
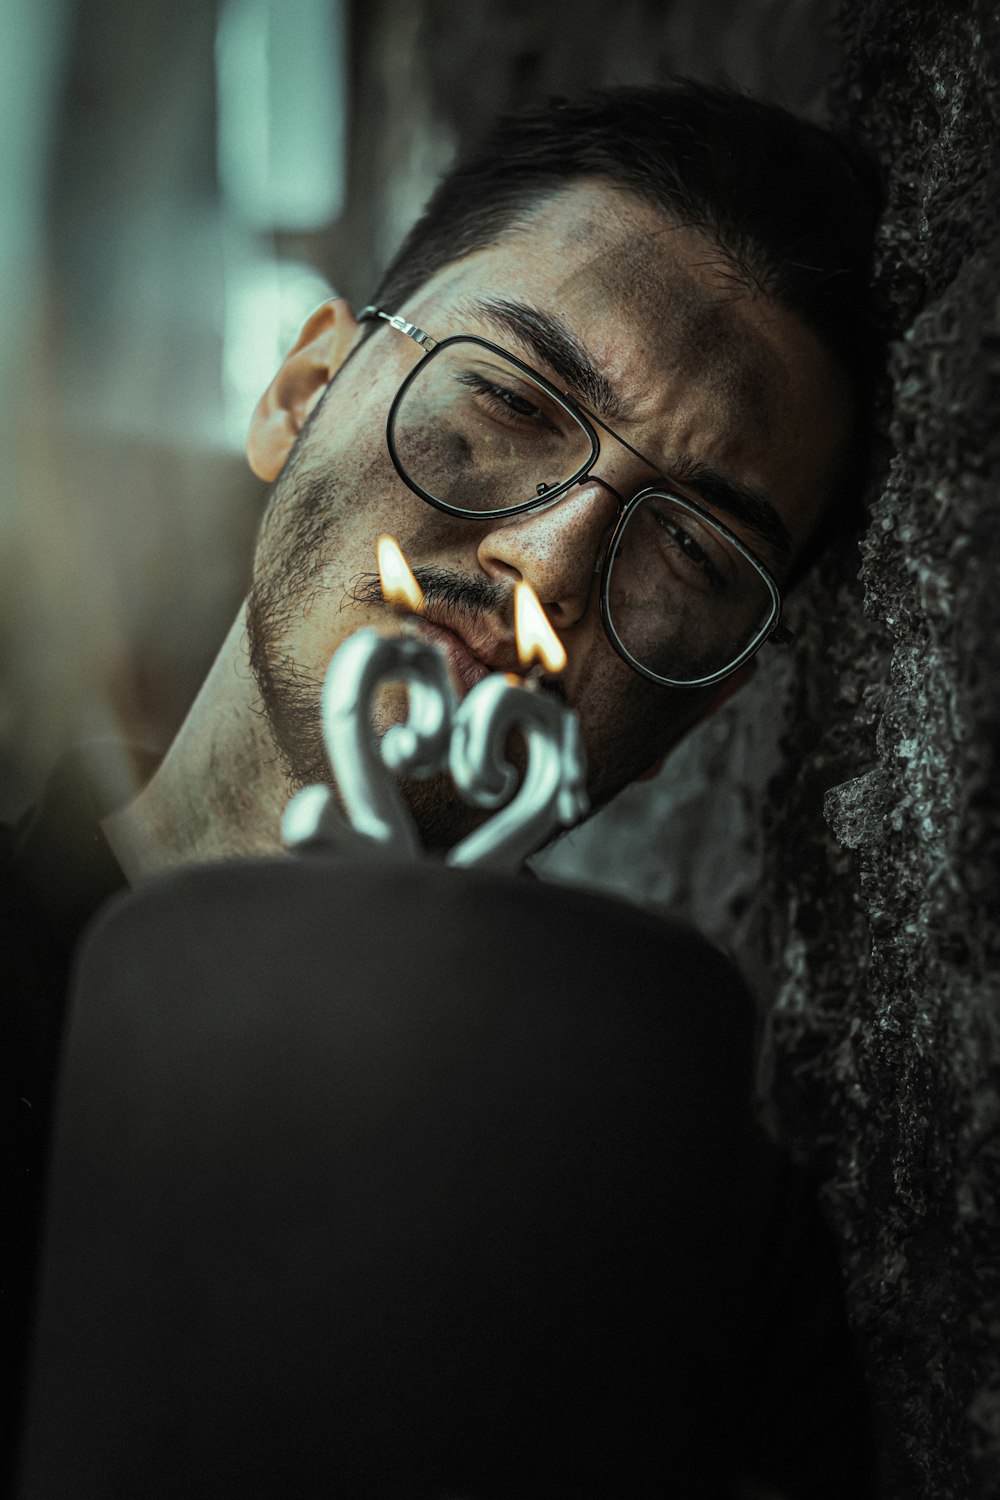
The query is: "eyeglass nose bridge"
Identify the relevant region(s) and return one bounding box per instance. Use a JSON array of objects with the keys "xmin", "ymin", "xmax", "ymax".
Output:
[
  {"xmin": 499, "ymin": 468, "xmax": 622, "ymax": 584},
  {"xmin": 533, "ymin": 465, "xmax": 634, "ymax": 577},
  {"xmin": 532, "ymin": 467, "xmax": 626, "ymax": 506},
  {"xmin": 569, "ymin": 469, "xmax": 630, "ymax": 575}
]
